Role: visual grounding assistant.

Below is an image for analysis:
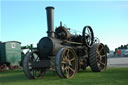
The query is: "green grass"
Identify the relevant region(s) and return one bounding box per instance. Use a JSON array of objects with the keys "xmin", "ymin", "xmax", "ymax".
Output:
[{"xmin": 0, "ymin": 67, "xmax": 128, "ymax": 85}]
